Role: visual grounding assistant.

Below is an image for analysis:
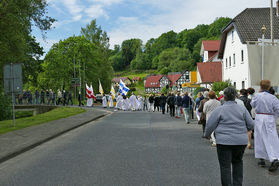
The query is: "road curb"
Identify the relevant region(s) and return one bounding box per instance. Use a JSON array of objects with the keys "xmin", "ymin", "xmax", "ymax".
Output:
[{"xmin": 0, "ymin": 113, "xmax": 108, "ymax": 164}]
